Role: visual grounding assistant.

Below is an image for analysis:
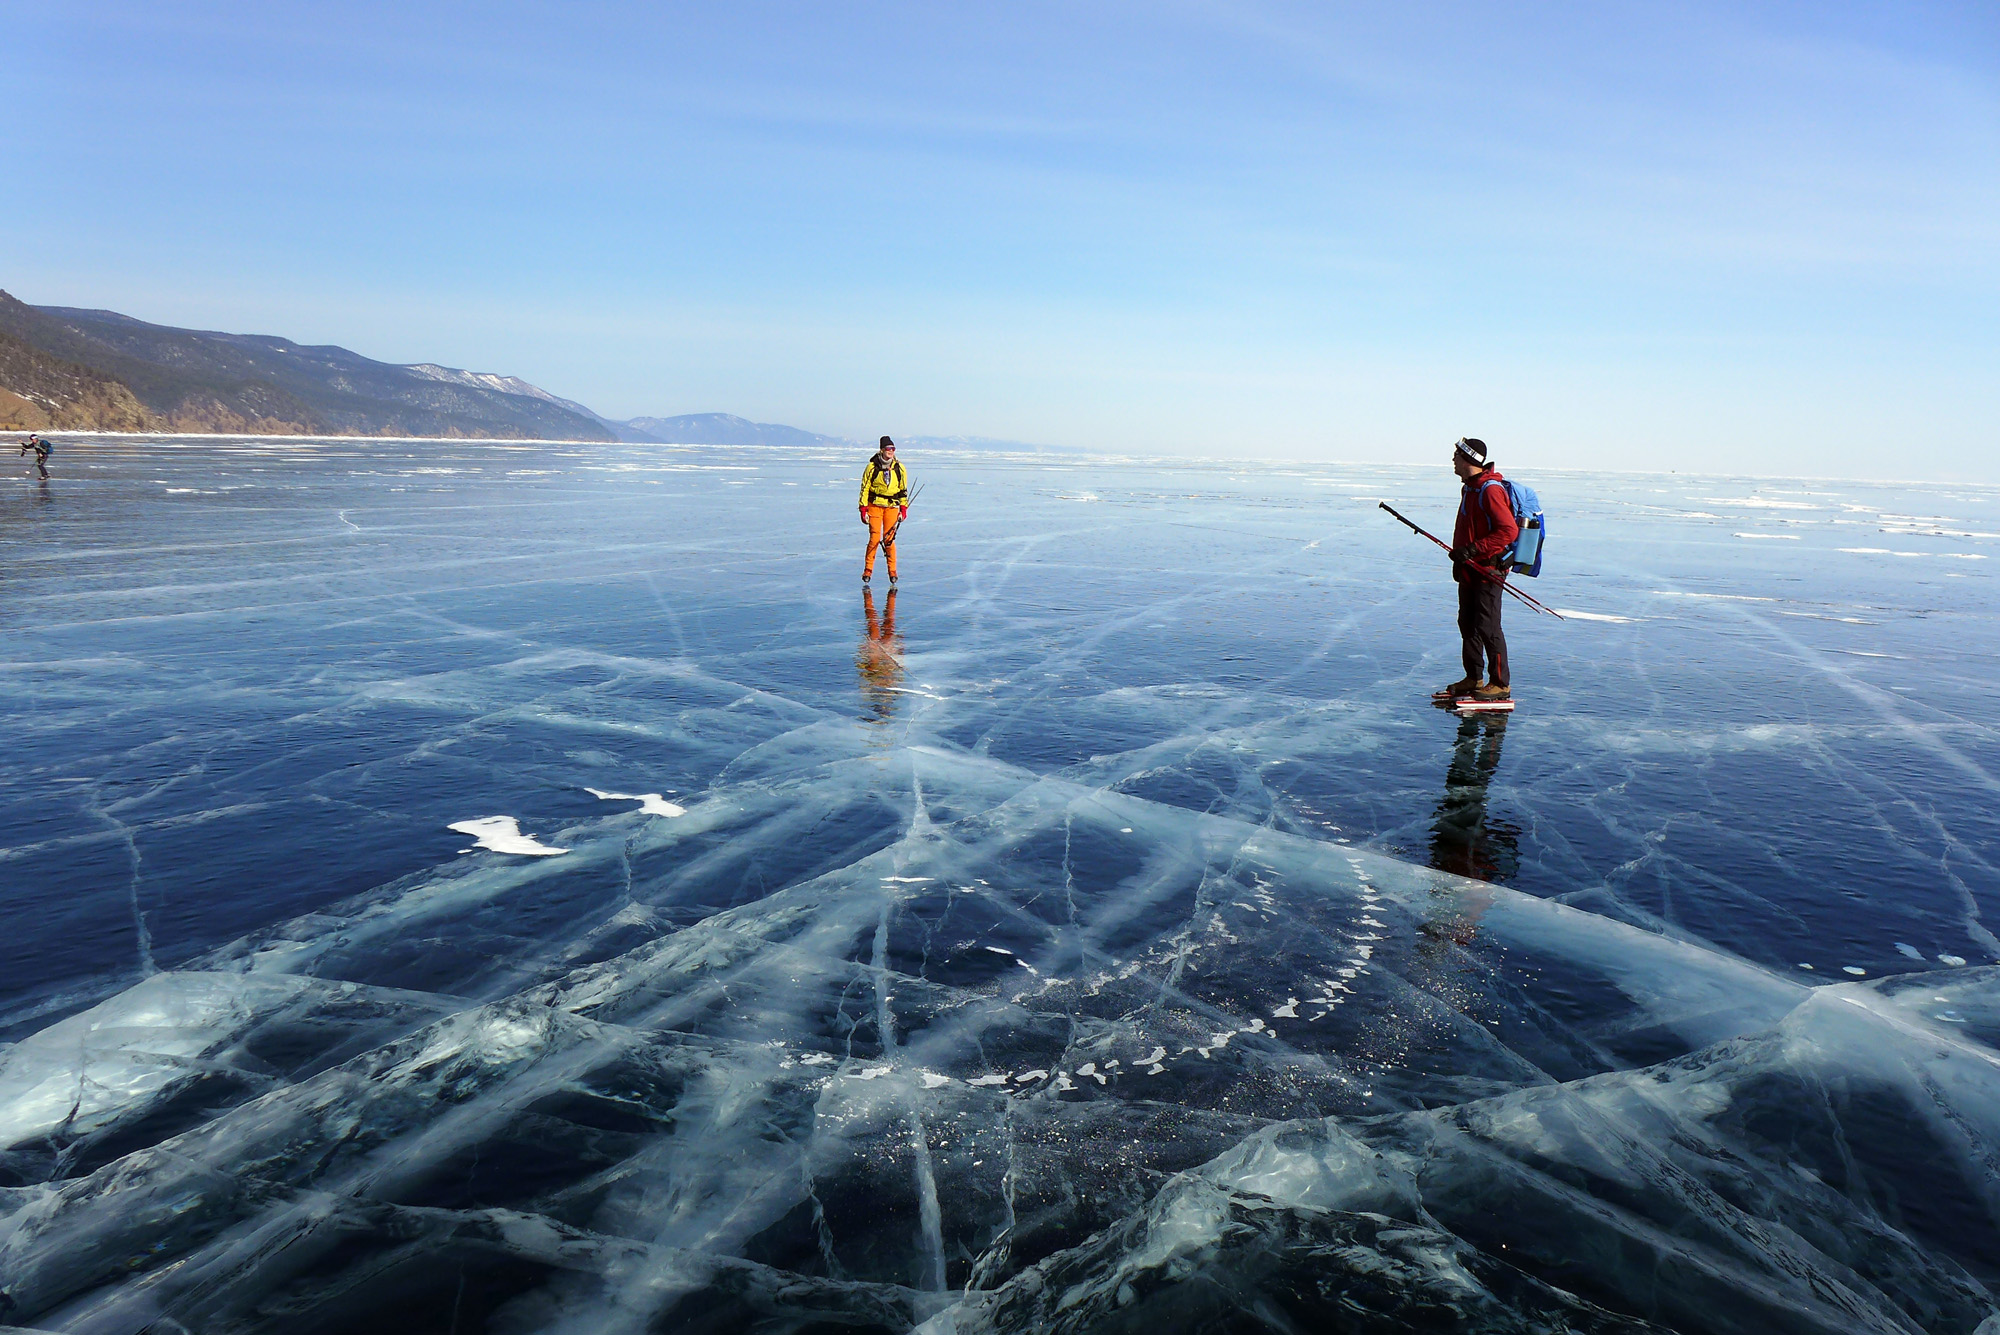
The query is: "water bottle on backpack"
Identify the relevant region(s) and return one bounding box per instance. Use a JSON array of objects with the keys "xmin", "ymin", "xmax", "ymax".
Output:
[{"xmin": 1492, "ymin": 478, "xmax": 1545, "ymax": 577}]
